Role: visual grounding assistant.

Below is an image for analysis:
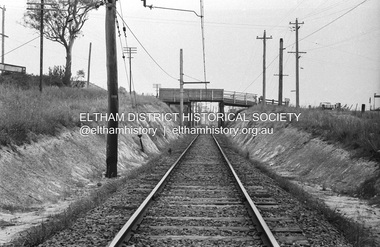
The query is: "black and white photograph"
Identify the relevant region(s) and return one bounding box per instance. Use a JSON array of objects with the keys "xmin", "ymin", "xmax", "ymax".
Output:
[{"xmin": 0, "ymin": 0, "xmax": 379, "ymax": 246}]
